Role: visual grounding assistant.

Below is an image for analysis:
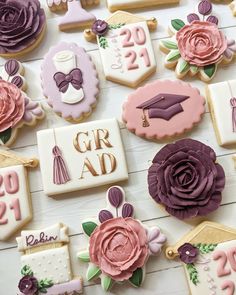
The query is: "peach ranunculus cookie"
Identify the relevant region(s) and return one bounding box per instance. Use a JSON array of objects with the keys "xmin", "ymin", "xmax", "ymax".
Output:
[
  {"xmin": 77, "ymin": 186, "xmax": 166, "ymax": 292},
  {"xmin": 160, "ymin": 0, "xmax": 236, "ymax": 82}
]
